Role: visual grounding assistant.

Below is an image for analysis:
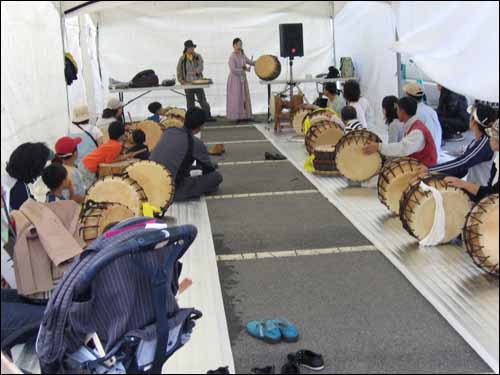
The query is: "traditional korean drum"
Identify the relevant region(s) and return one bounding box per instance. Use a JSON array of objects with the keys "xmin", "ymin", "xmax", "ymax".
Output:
[
  {"xmin": 166, "ymin": 107, "xmax": 186, "ymax": 119},
  {"xmin": 291, "ymin": 108, "xmax": 312, "ymax": 135},
  {"xmin": 335, "ymin": 130, "xmax": 383, "ymax": 182},
  {"xmin": 79, "ymin": 202, "xmax": 135, "ymax": 244},
  {"xmin": 85, "ymin": 176, "xmax": 147, "ymax": 216},
  {"xmin": 129, "ymin": 120, "xmax": 164, "ymax": 151},
  {"xmin": 378, "ymin": 158, "xmax": 425, "ymax": 215},
  {"xmin": 98, "ymin": 160, "xmax": 137, "ymax": 177},
  {"xmin": 303, "ymin": 108, "xmax": 339, "ymax": 136},
  {"xmin": 192, "ymin": 78, "xmax": 212, "ymax": 85},
  {"xmin": 400, "ymin": 175, "xmax": 473, "ymax": 244},
  {"xmin": 463, "ymin": 194, "xmax": 499, "ymax": 277},
  {"xmin": 313, "ymin": 145, "xmax": 337, "ymax": 172},
  {"xmin": 124, "ymin": 160, "xmax": 175, "ymax": 212},
  {"xmin": 160, "ymin": 115, "xmax": 184, "ymax": 129},
  {"xmin": 255, "ymin": 55, "xmax": 281, "ymax": 81},
  {"xmin": 305, "ymin": 121, "xmax": 344, "ymax": 155}
]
